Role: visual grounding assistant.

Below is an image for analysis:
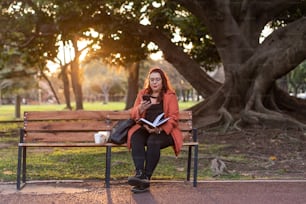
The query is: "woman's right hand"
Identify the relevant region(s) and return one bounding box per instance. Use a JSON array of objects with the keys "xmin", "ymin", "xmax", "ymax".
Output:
[{"xmin": 138, "ymin": 100, "xmax": 151, "ymax": 114}]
